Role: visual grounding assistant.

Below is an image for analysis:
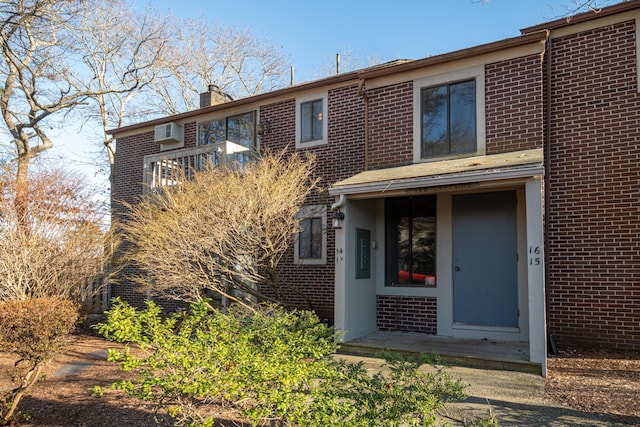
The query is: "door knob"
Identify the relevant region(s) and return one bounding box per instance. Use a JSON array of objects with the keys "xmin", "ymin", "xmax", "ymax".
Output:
[{"xmin": 454, "ymin": 266, "xmax": 460, "ymax": 272}]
